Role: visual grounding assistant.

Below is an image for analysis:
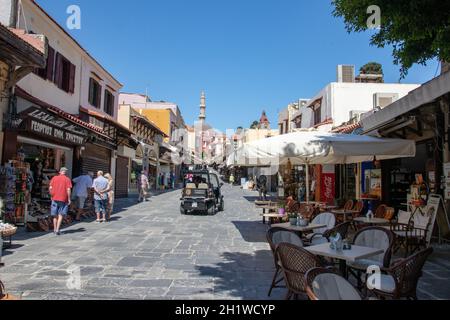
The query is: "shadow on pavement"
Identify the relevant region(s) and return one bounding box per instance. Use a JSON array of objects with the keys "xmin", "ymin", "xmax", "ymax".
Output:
[
  {"xmin": 232, "ymin": 221, "xmax": 268, "ymax": 243},
  {"xmin": 196, "ymin": 250, "xmax": 285, "ymax": 300}
]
